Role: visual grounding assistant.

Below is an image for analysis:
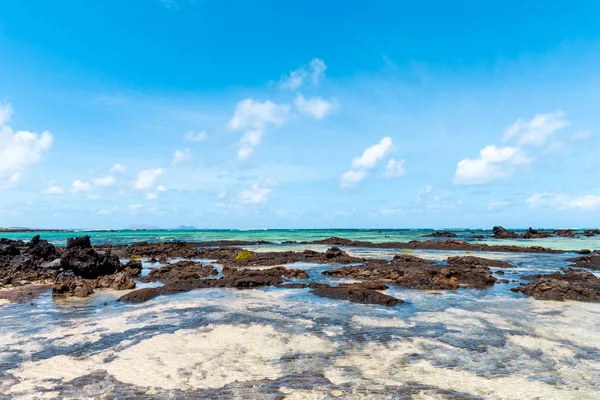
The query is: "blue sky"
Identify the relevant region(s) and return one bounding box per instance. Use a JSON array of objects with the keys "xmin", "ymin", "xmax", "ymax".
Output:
[{"xmin": 1, "ymin": 0, "xmax": 600, "ymax": 229}]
